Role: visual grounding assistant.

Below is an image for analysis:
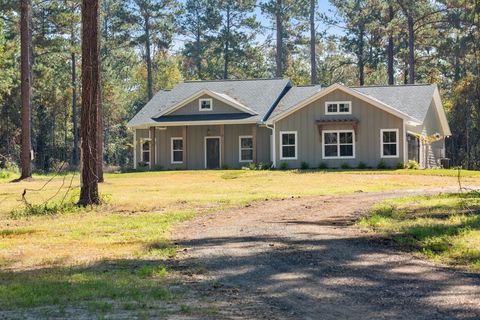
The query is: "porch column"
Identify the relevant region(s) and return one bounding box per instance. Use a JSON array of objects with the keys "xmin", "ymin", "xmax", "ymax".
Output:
[
  {"xmin": 220, "ymin": 124, "xmax": 225, "ymax": 167},
  {"xmin": 182, "ymin": 125, "xmax": 187, "ymax": 169},
  {"xmin": 252, "ymin": 124, "xmax": 257, "ymax": 163},
  {"xmin": 149, "ymin": 127, "xmax": 156, "ymax": 169}
]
